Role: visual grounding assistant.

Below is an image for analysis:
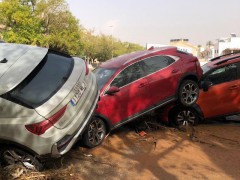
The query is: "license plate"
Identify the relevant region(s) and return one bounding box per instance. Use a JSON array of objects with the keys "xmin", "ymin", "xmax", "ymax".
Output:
[{"xmin": 70, "ymin": 82, "xmax": 86, "ymax": 106}]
